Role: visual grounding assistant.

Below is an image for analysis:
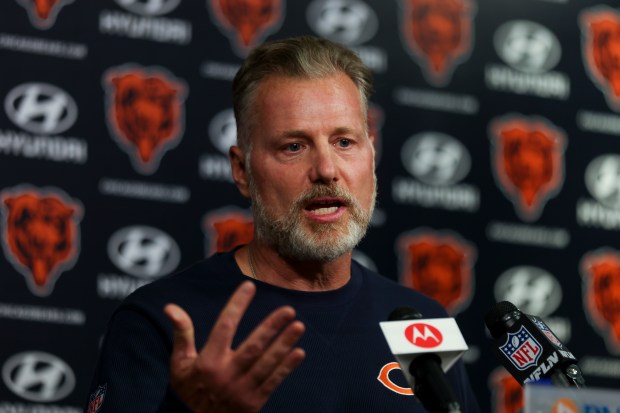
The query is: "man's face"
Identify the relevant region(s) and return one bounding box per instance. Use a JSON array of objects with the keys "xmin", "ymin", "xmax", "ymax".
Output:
[{"xmin": 241, "ymin": 73, "xmax": 376, "ymax": 261}]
